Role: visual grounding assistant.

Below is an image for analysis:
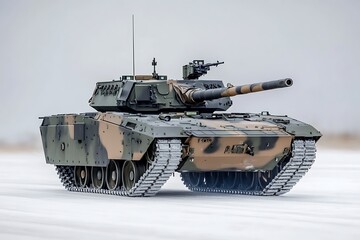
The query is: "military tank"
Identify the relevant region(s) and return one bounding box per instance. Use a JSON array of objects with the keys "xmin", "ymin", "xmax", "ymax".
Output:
[{"xmin": 39, "ymin": 59, "xmax": 321, "ymax": 197}]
